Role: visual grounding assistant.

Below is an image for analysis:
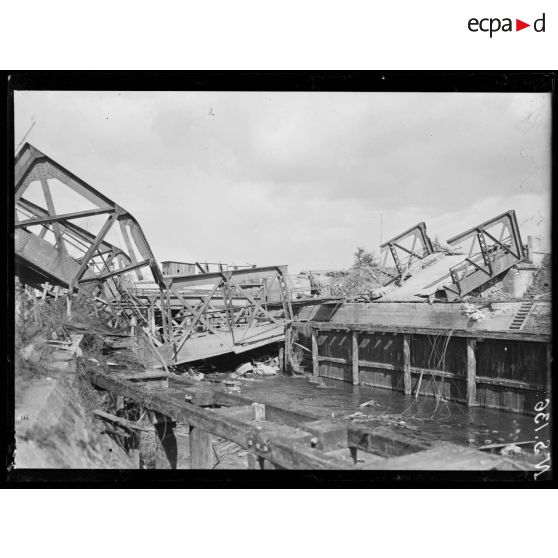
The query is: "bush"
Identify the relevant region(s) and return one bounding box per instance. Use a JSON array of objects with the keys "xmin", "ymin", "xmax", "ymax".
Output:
[{"xmin": 329, "ymin": 266, "xmax": 392, "ymax": 298}]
